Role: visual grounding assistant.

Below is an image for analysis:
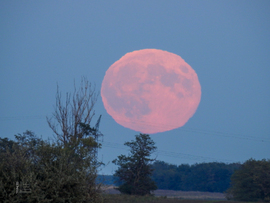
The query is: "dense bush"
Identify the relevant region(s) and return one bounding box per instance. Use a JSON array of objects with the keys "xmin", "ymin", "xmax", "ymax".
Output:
[
  {"xmin": 226, "ymin": 158, "xmax": 270, "ymax": 202},
  {"xmin": 0, "ymin": 130, "xmax": 102, "ymax": 203}
]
